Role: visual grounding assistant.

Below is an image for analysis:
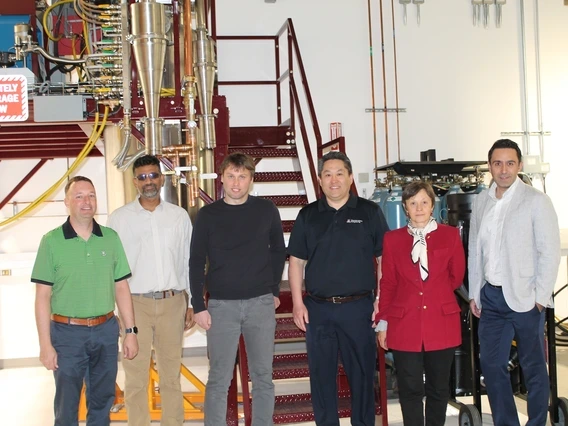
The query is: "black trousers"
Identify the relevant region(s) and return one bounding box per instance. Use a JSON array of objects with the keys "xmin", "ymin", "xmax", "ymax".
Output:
[
  {"xmin": 305, "ymin": 294, "xmax": 376, "ymax": 426},
  {"xmin": 392, "ymin": 347, "xmax": 455, "ymax": 426}
]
